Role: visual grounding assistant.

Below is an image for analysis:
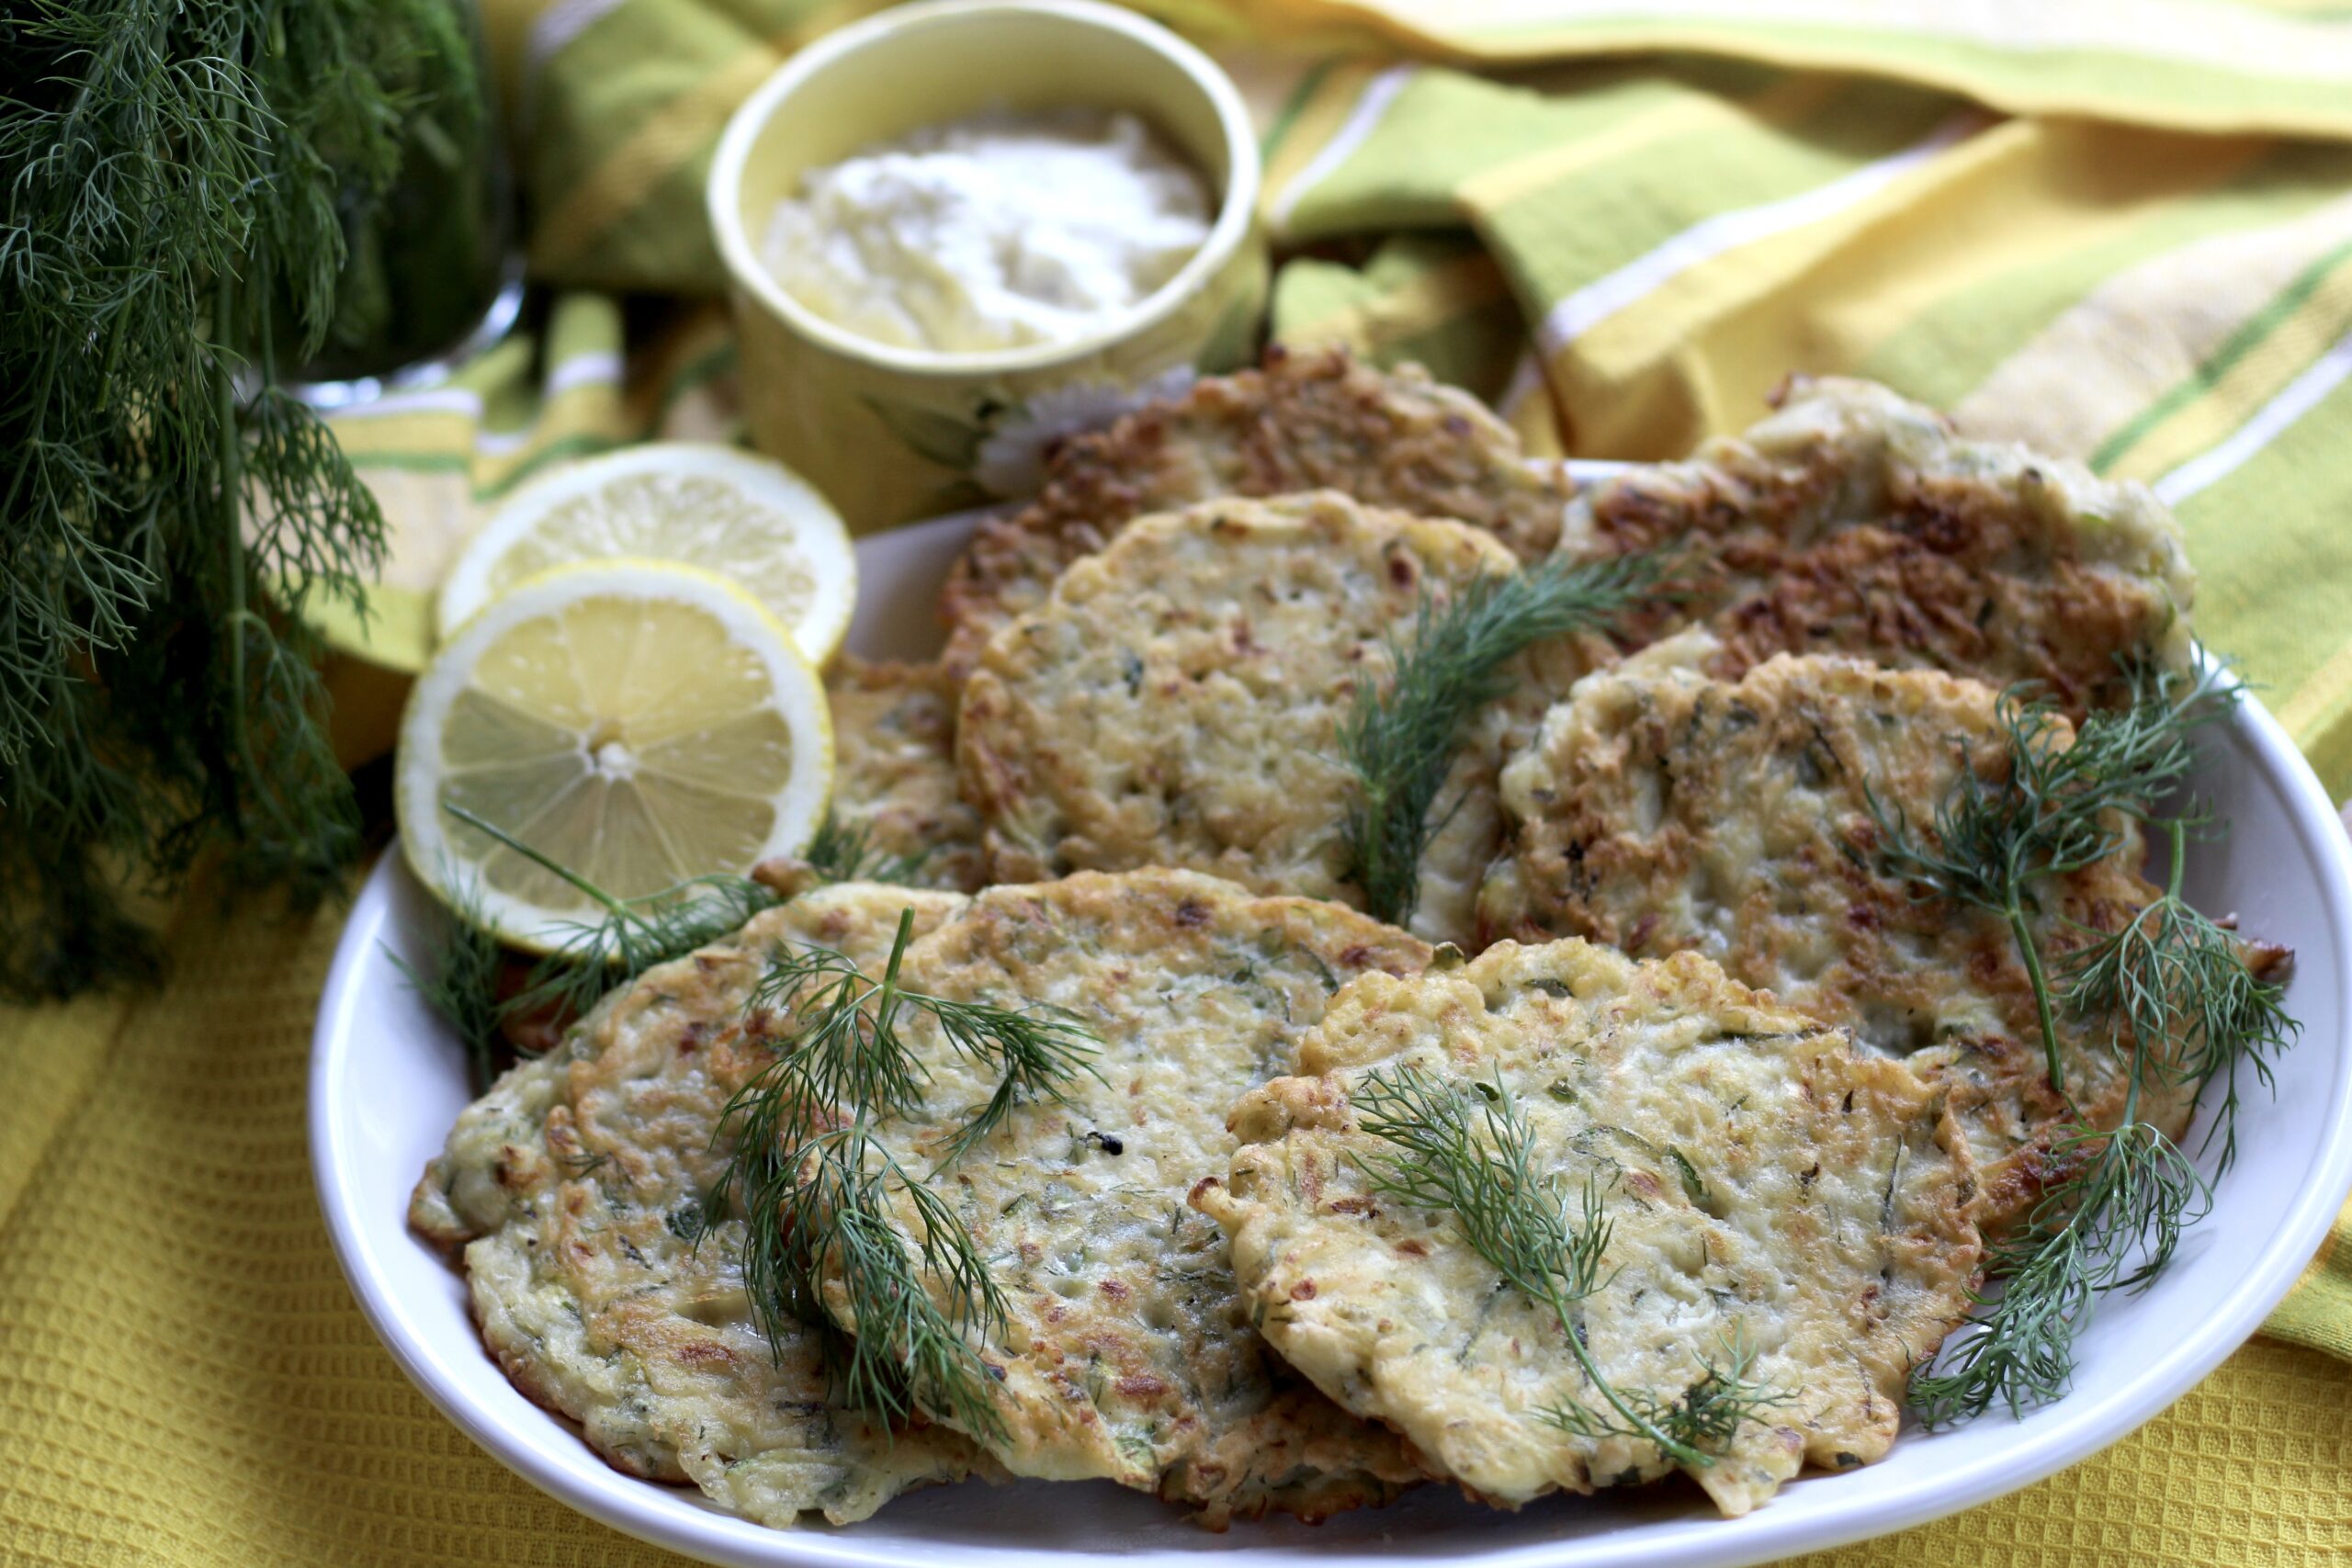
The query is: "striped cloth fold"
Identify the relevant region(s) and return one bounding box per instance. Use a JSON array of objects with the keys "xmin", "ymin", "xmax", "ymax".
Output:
[{"xmin": 1261, "ymin": 58, "xmax": 2352, "ymax": 797}]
